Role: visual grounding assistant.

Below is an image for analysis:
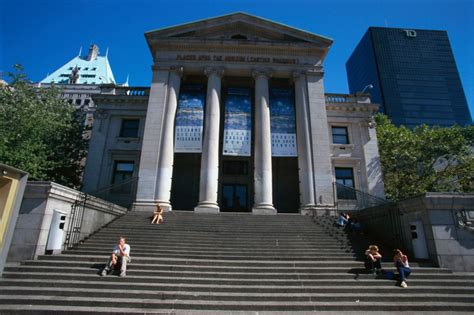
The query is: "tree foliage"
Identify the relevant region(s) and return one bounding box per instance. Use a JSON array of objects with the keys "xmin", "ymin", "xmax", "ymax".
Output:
[
  {"xmin": 375, "ymin": 114, "xmax": 474, "ymax": 201},
  {"xmin": 0, "ymin": 65, "xmax": 87, "ymax": 188}
]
